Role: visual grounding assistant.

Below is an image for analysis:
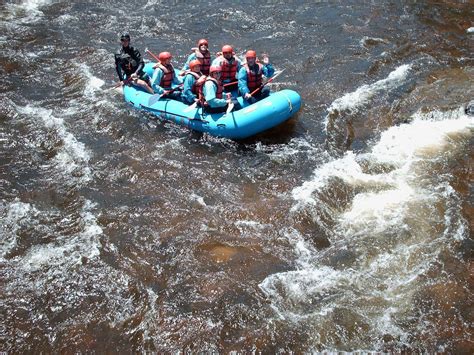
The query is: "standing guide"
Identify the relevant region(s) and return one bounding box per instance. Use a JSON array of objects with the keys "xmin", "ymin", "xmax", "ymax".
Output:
[{"xmin": 114, "ymin": 33, "xmax": 154, "ymax": 94}]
